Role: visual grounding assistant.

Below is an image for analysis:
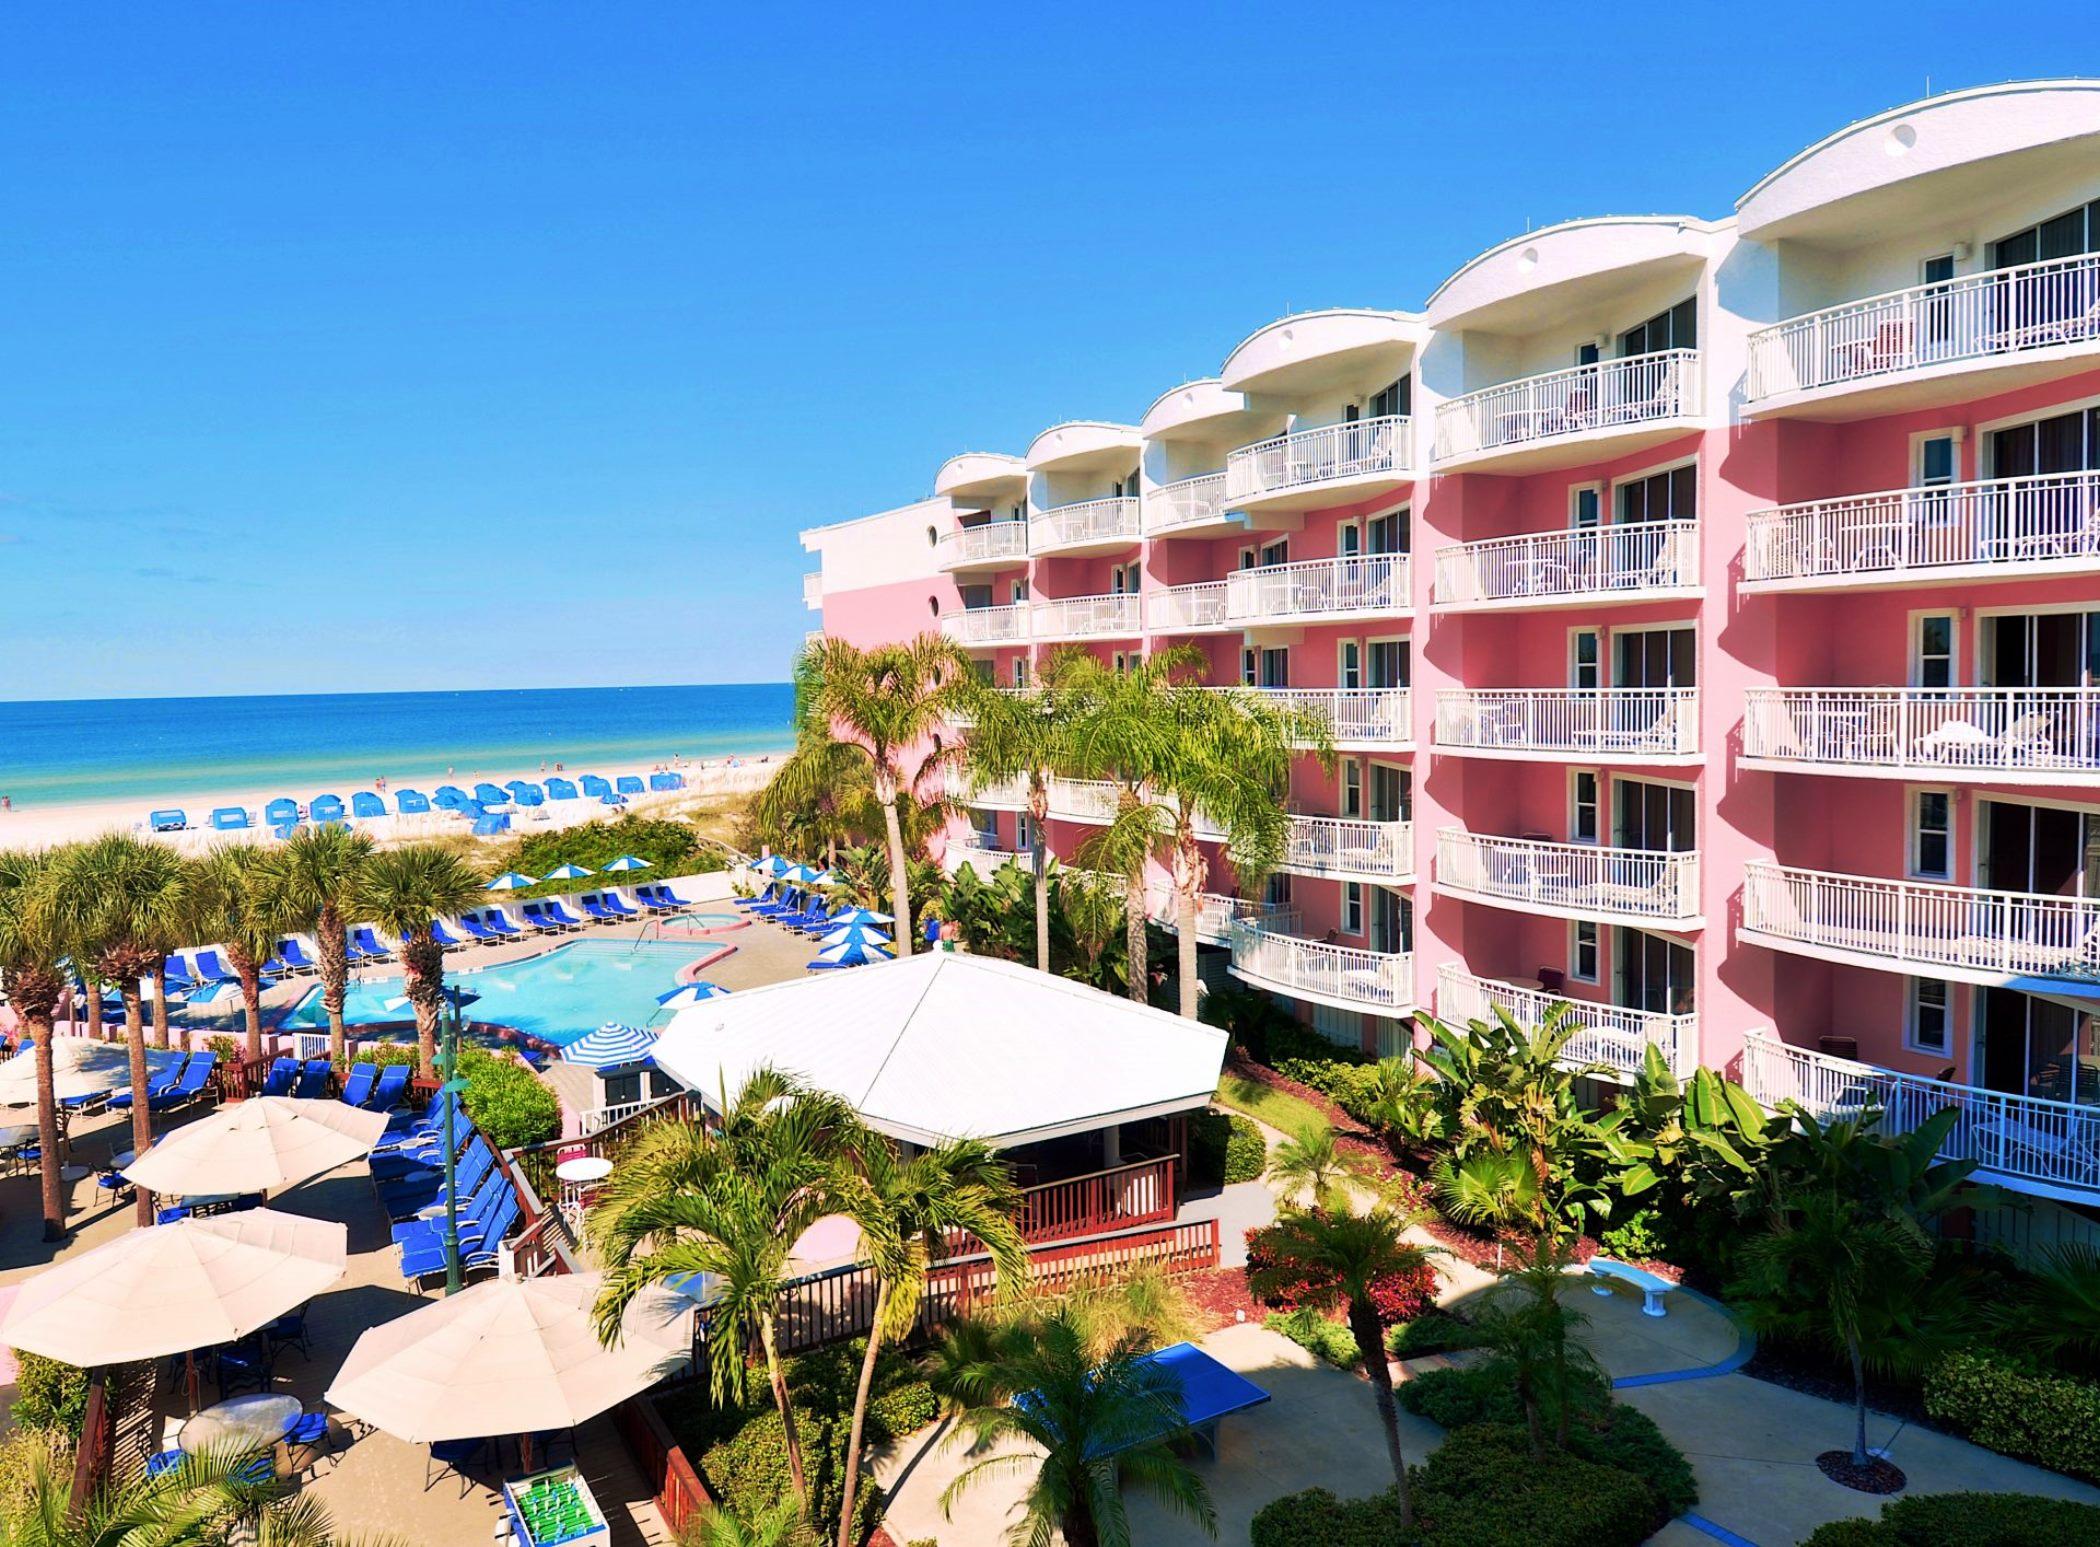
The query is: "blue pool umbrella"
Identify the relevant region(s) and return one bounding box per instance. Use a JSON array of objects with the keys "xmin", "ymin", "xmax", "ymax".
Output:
[
  {"xmin": 485, "ymin": 872, "xmax": 538, "ymax": 892},
  {"xmin": 749, "ymin": 855, "xmax": 792, "ymax": 879},
  {"xmin": 654, "ymin": 981, "xmax": 731, "ymax": 1010},
  {"xmin": 809, "ymin": 939, "xmax": 893, "ymax": 969},
  {"xmin": 817, "ymin": 923, "xmax": 891, "ymax": 948},
  {"xmin": 562, "ymin": 1022, "xmax": 659, "ymax": 1068},
  {"xmin": 542, "ymin": 863, "xmax": 594, "ymax": 881},
  {"xmin": 602, "ymin": 855, "xmax": 652, "ymax": 873},
  {"xmin": 781, "ymin": 864, "xmax": 821, "ymax": 885},
  {"xmin": 828, "ymin": 907, "xmax": 893, "ymax": 926}
]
